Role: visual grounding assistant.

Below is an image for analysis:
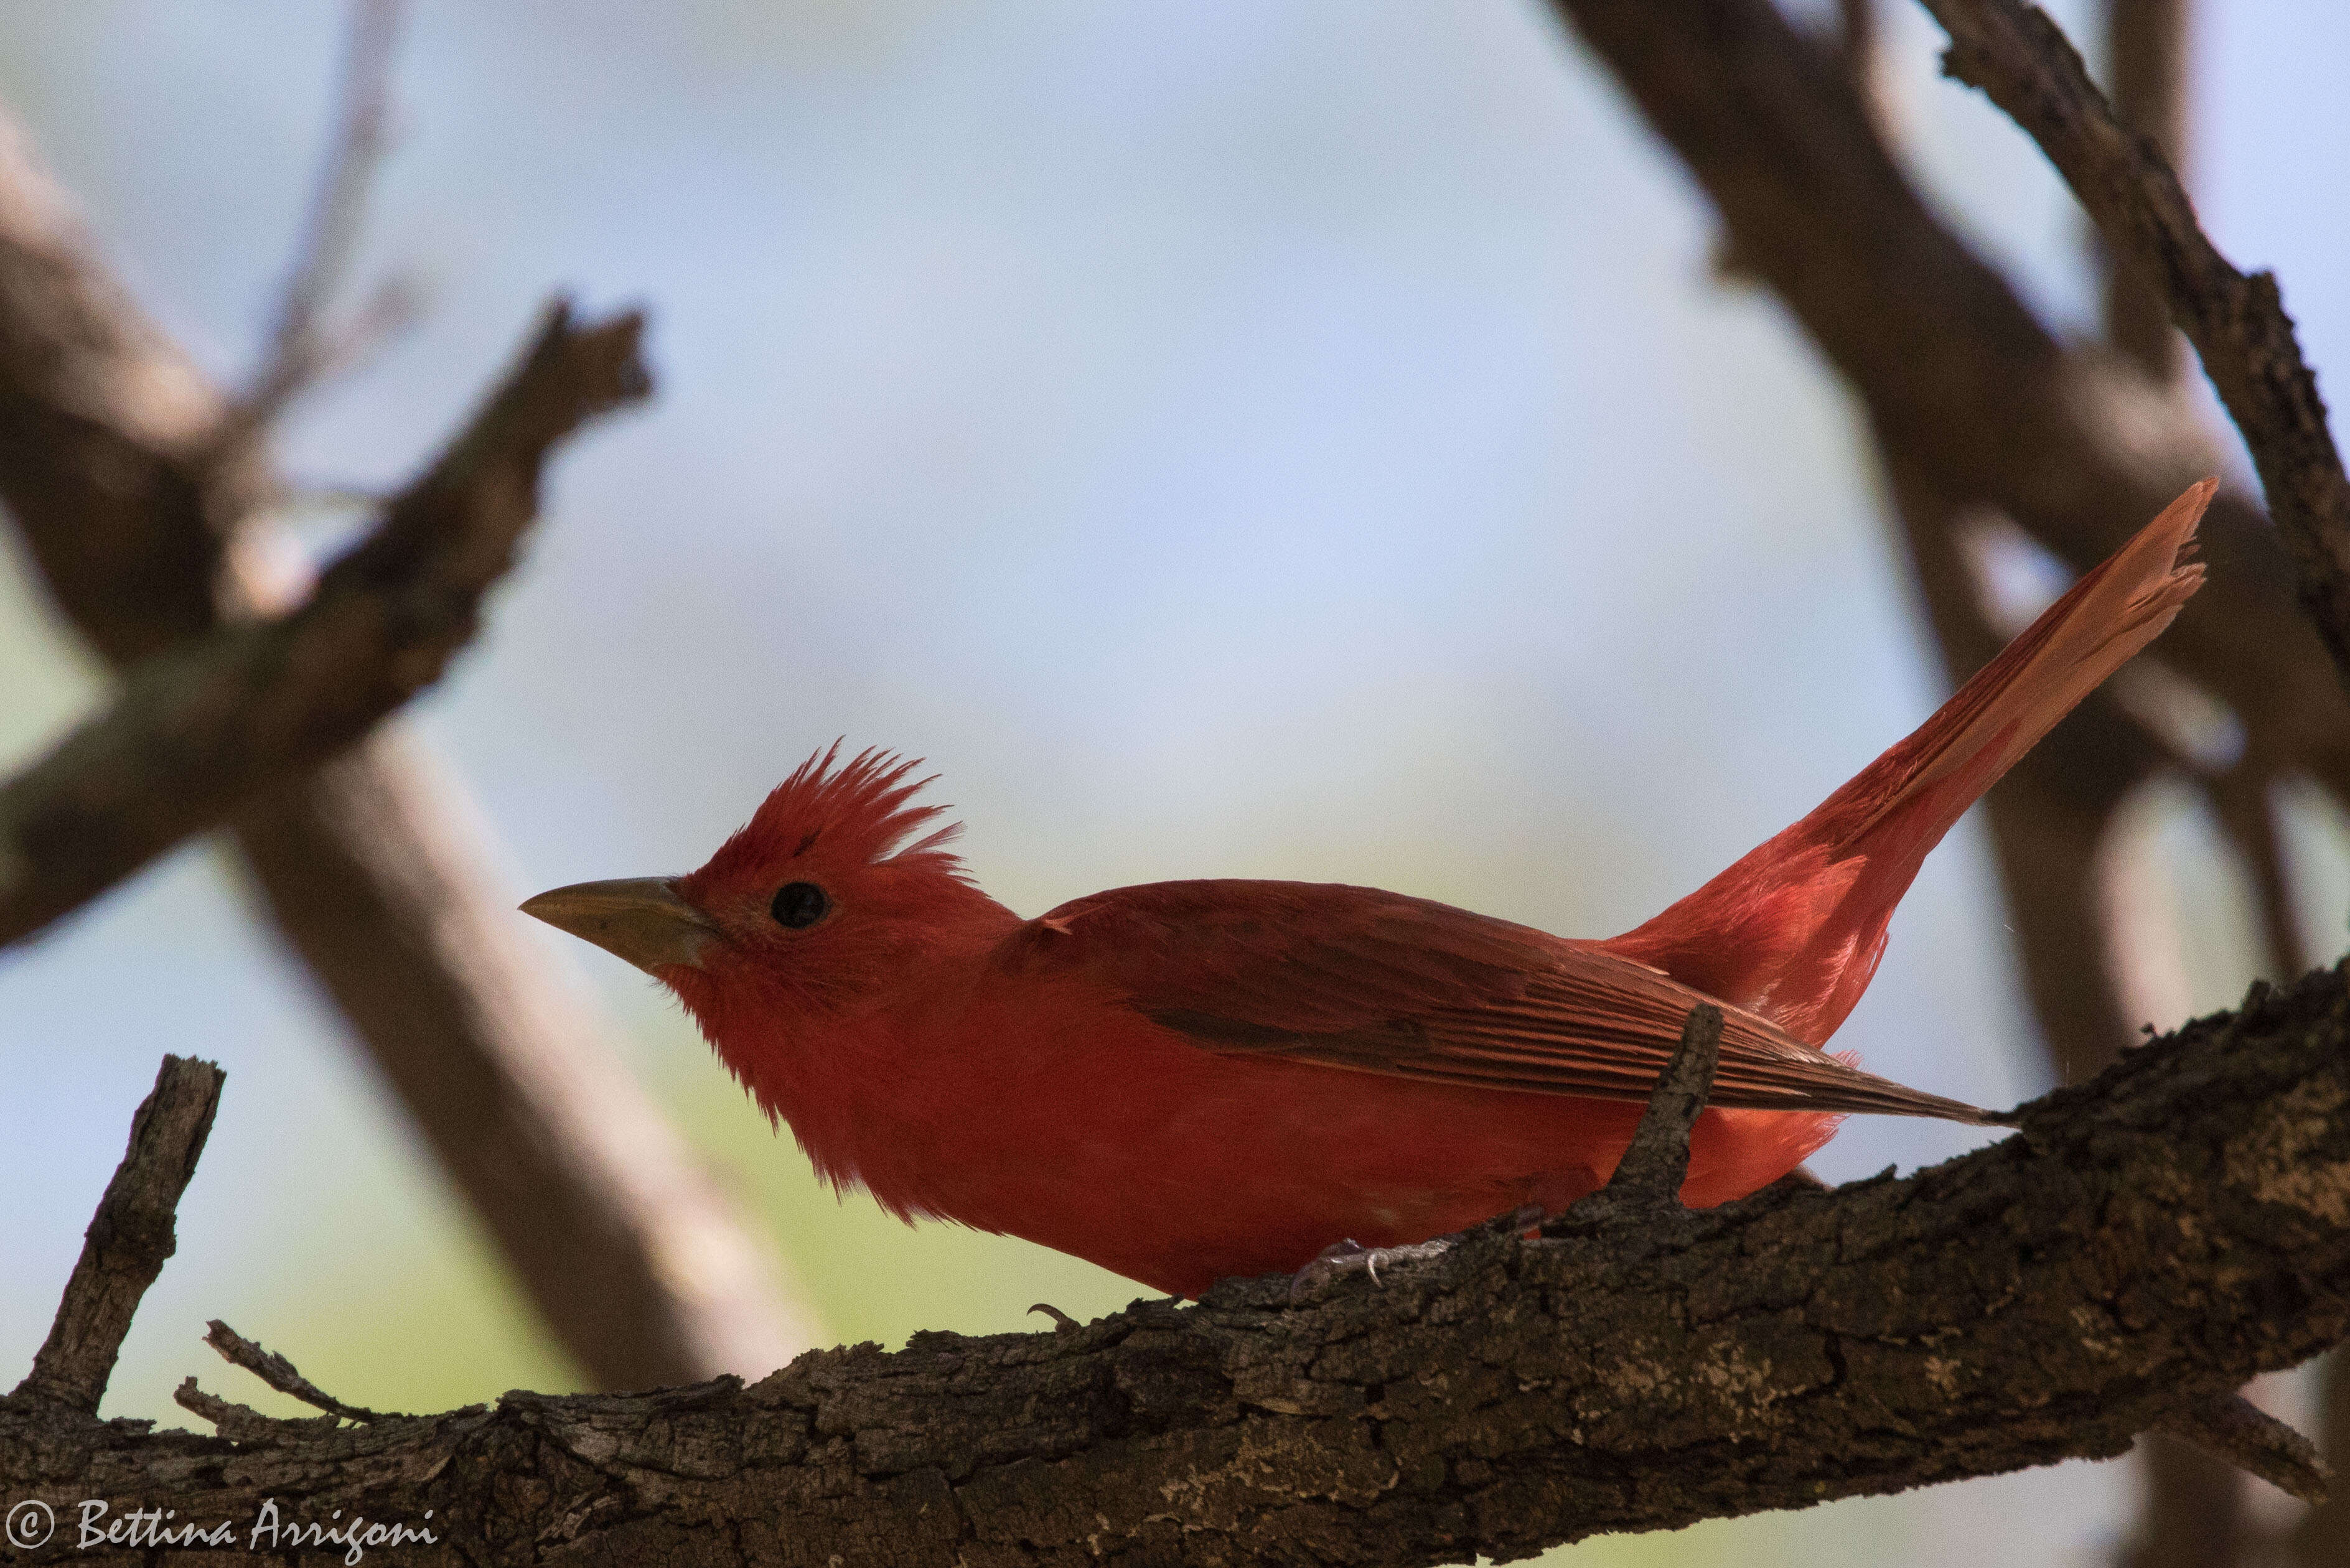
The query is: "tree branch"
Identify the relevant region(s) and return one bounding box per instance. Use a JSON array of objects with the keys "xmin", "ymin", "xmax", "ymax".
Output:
[
  {"xmin": 0, "ymin": 297, "xmax": 645, "ymax": 949},
  {"xmin": 8, "ymin": 1055, "xmax": 222, "ymax": 1414},
  {"xmin": 1923, "ymin": 0, "xmax": 2350, "ymax": 683},
  {"xmin": 1581, "ymin": 1002, "xmax": 1722, "ymax": 1211},
  {"xmin": 2155, "ymin": 1393, "xmax": 2329, "ymax": 1507},
  {"xmin": 2101, "ymin": 0, "xmax": 2190, "ymax": 382},
  {"xmin": 0, "ymin": 95, "xmax": 816, "ymax": 1388},
  {"xmin": 1542, "ymin": 0, "xmax": 2350, "ymax": 814},
  {"xmin": 10, "ymin": 967, "xmax": 2350, "ymax": 1562},
  {"xmin": 231, "ymin": 0, "xmax": 407, "ymax": 442},
  {"xmin": 198, "ymin": 1319, "xmax": 384, "ymax": 1424}
]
